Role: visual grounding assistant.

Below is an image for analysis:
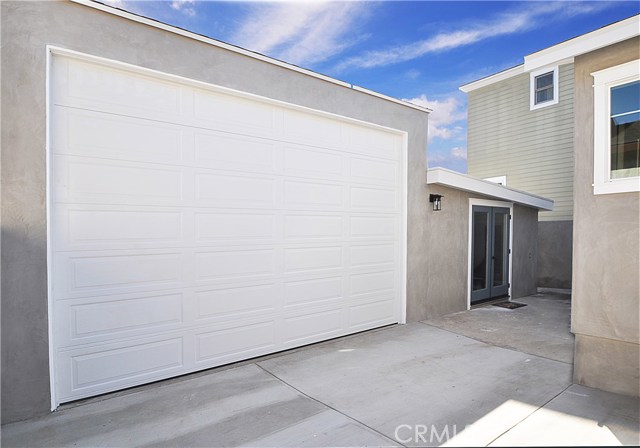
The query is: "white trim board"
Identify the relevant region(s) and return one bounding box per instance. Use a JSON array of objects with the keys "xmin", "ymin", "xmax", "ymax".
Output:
[
  {"xmin": 427, "ymin": 168, "xmax": 554, "ymax": 211},
  {"xmin": 460, "ymin": 15, "xmax": 639, "ymax": 92},
  {"xmin": 70, "ymin": 0, "xmax": 430, "ymax": 114},
  {"xmin": 525, "ymin": 15, "xmax": 640, "ymax": 72},
  {"xmin": 460, "ymin": 65, "xmax": 524, "ymax": 93}
]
